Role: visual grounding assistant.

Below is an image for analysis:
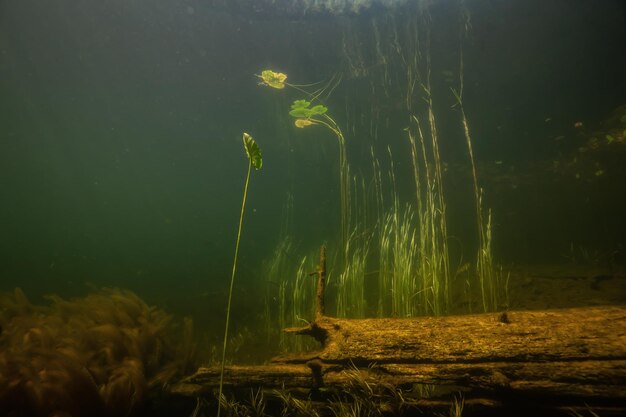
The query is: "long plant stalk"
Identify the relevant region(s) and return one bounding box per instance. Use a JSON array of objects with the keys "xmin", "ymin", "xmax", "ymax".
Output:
[
  {"xmin": 306, "ymin": 114, "xmax": 350, "ymax": 257},
  {"xmin": 217, "ymin": 160, "xmax": 251, "ymax": 417},
  {"xmin": 217, "ymin": 133, "xmax": 262, "ymax": 417},
  {"xmin": 453, "ymin": 6, "xmax": 497, "ymax": 312},
  {"xmin": 406, "ymin": 15, "xmax": 451, "ymax": 315},
  {"xmin": 423, "ymin": 82, "xmax": 451, "ymax": 313},
  {"xmin": 259, "ymin": 70, "xmax": 350, "ymax": 261}
]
